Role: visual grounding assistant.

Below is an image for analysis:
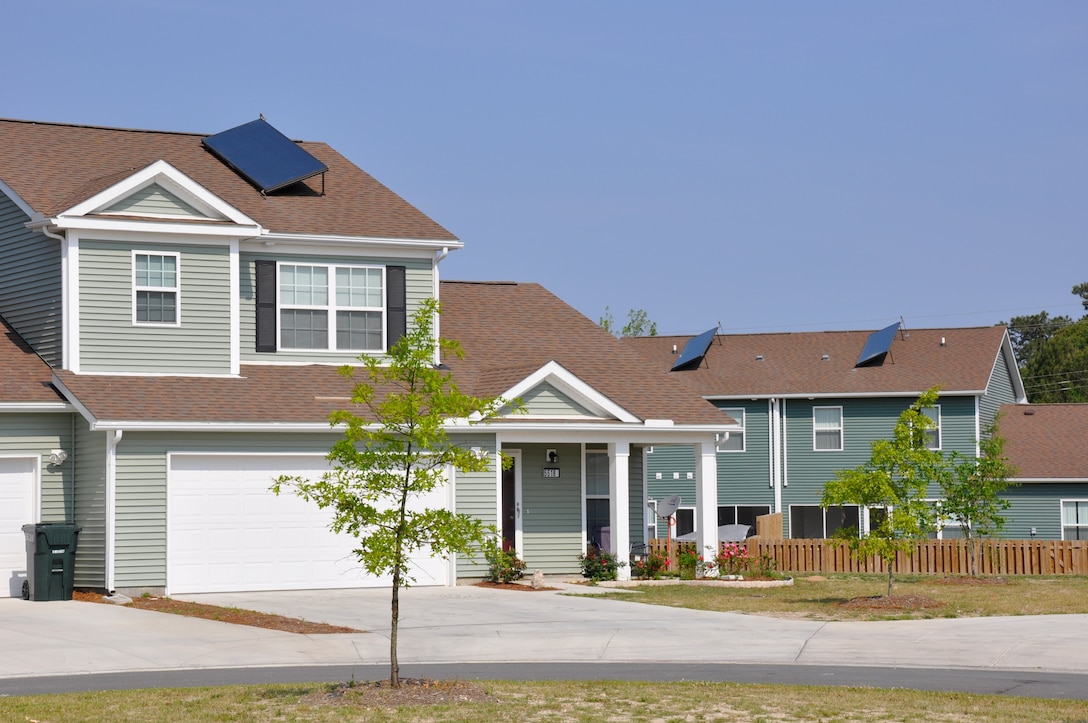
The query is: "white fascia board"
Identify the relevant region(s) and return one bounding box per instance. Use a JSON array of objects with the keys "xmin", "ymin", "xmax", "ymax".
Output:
[
  {"xmin": 0, "ymin": 403, "xmax": 73, "ymax": 412},
  {"xmin": 488, "ymin": 423, "xmax": 720, "ymax": 446},
  {"xmin": 0, "ymin": 177, "xmax": 38, "ymax": 219},
  {"xmin": 1013, "ymin": 477, "xmax": 1088, "ymax": 484},
  {"xmin": 50, "ymin": 375, "xmax": 98, "ymax": 428},
  {"xmin": 704, "ymin": 390, "xmax": 985, "ymax": 401},
  {"xmin": 501, "ymin": 360, "xmax": 640, "ymax": 423},
  {"xmin": 60, "ymin": 160, "xmax": 258, "ymax": 226},
  {"xmin": 997, "ymin": 331, "xmax": 1029, "ymax": 403},
  {"xmin": 86, "ymin": 421, "xmax": 339, "ymax": 433},
  {"xmin": 46, "ymin": 216, "xmax": 261, "ymax": 238},
  {"xmin": 248, "ymin": 233, "xmax": 463, "ymax": 255}
]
